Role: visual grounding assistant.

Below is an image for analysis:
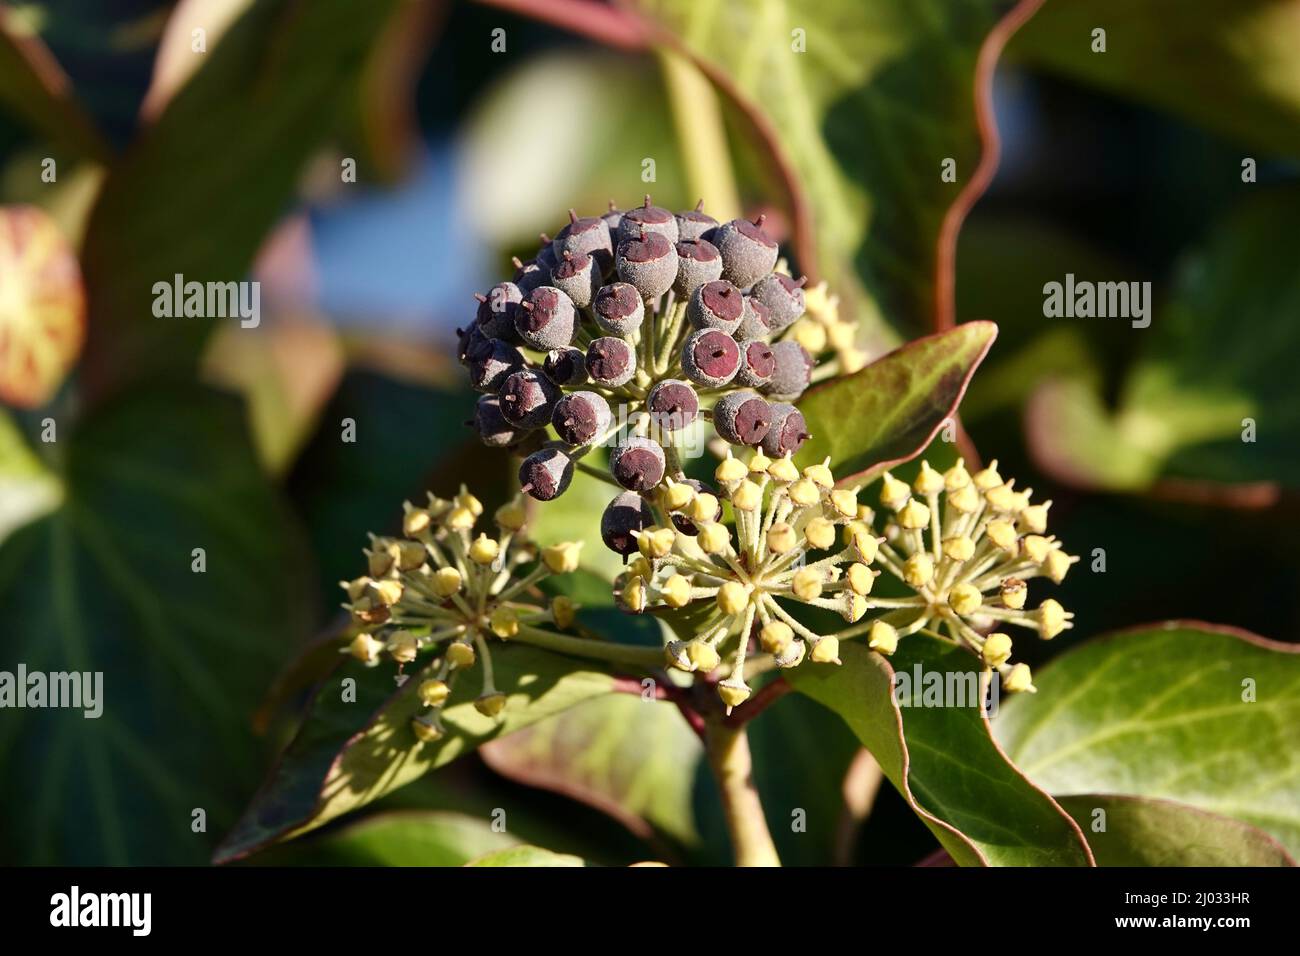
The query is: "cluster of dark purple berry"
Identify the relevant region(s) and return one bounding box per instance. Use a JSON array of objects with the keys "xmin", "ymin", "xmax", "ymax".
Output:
[{"xmin": 458, "ymin": 196, "xmax": 821, "ymax": 552}]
